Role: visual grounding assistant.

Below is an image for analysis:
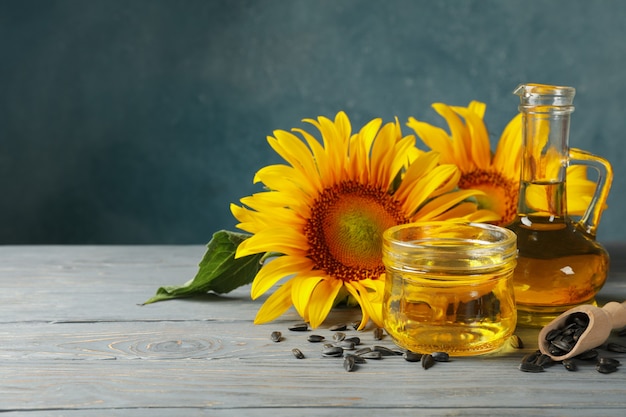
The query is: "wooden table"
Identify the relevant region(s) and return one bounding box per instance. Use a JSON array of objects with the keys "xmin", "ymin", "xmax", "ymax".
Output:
[{"xmin": 2, "ymin": 245, "xmax": 626, "ymax": 416}]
